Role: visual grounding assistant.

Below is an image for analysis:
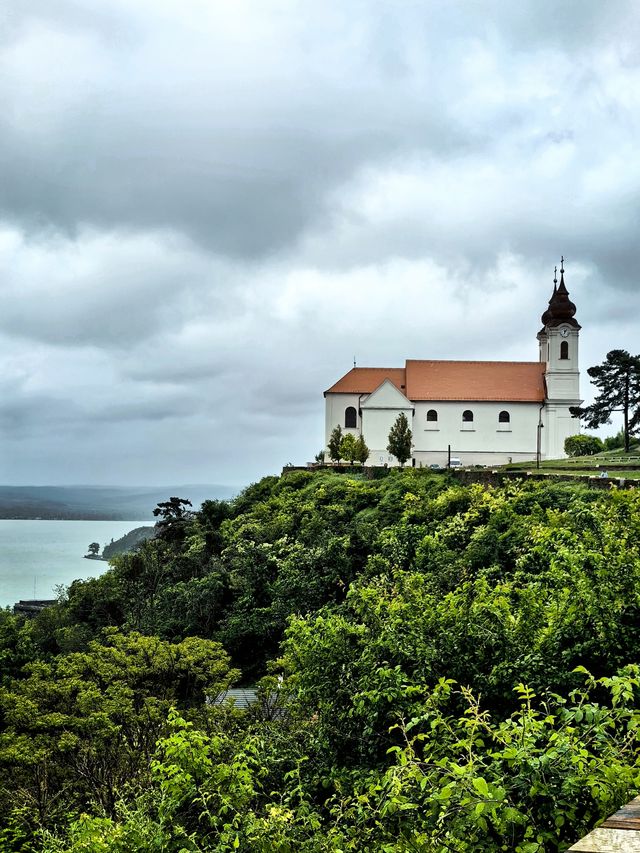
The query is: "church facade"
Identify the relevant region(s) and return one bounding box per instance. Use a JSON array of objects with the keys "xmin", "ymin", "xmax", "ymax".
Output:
[{"xmin": 324, "ymin": 265, "xmax": 581, "ymax": 467}]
